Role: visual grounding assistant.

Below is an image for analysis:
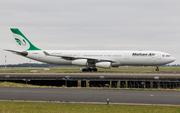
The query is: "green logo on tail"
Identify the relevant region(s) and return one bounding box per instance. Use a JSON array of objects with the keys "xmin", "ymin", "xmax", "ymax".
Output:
[
  {"xmin": 15, "ymin": 38, "xmax": 26, "ymax": 46},
  {"xmin": 11, "ymin": 28, "xmax": 41, "ymax": 50}
]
